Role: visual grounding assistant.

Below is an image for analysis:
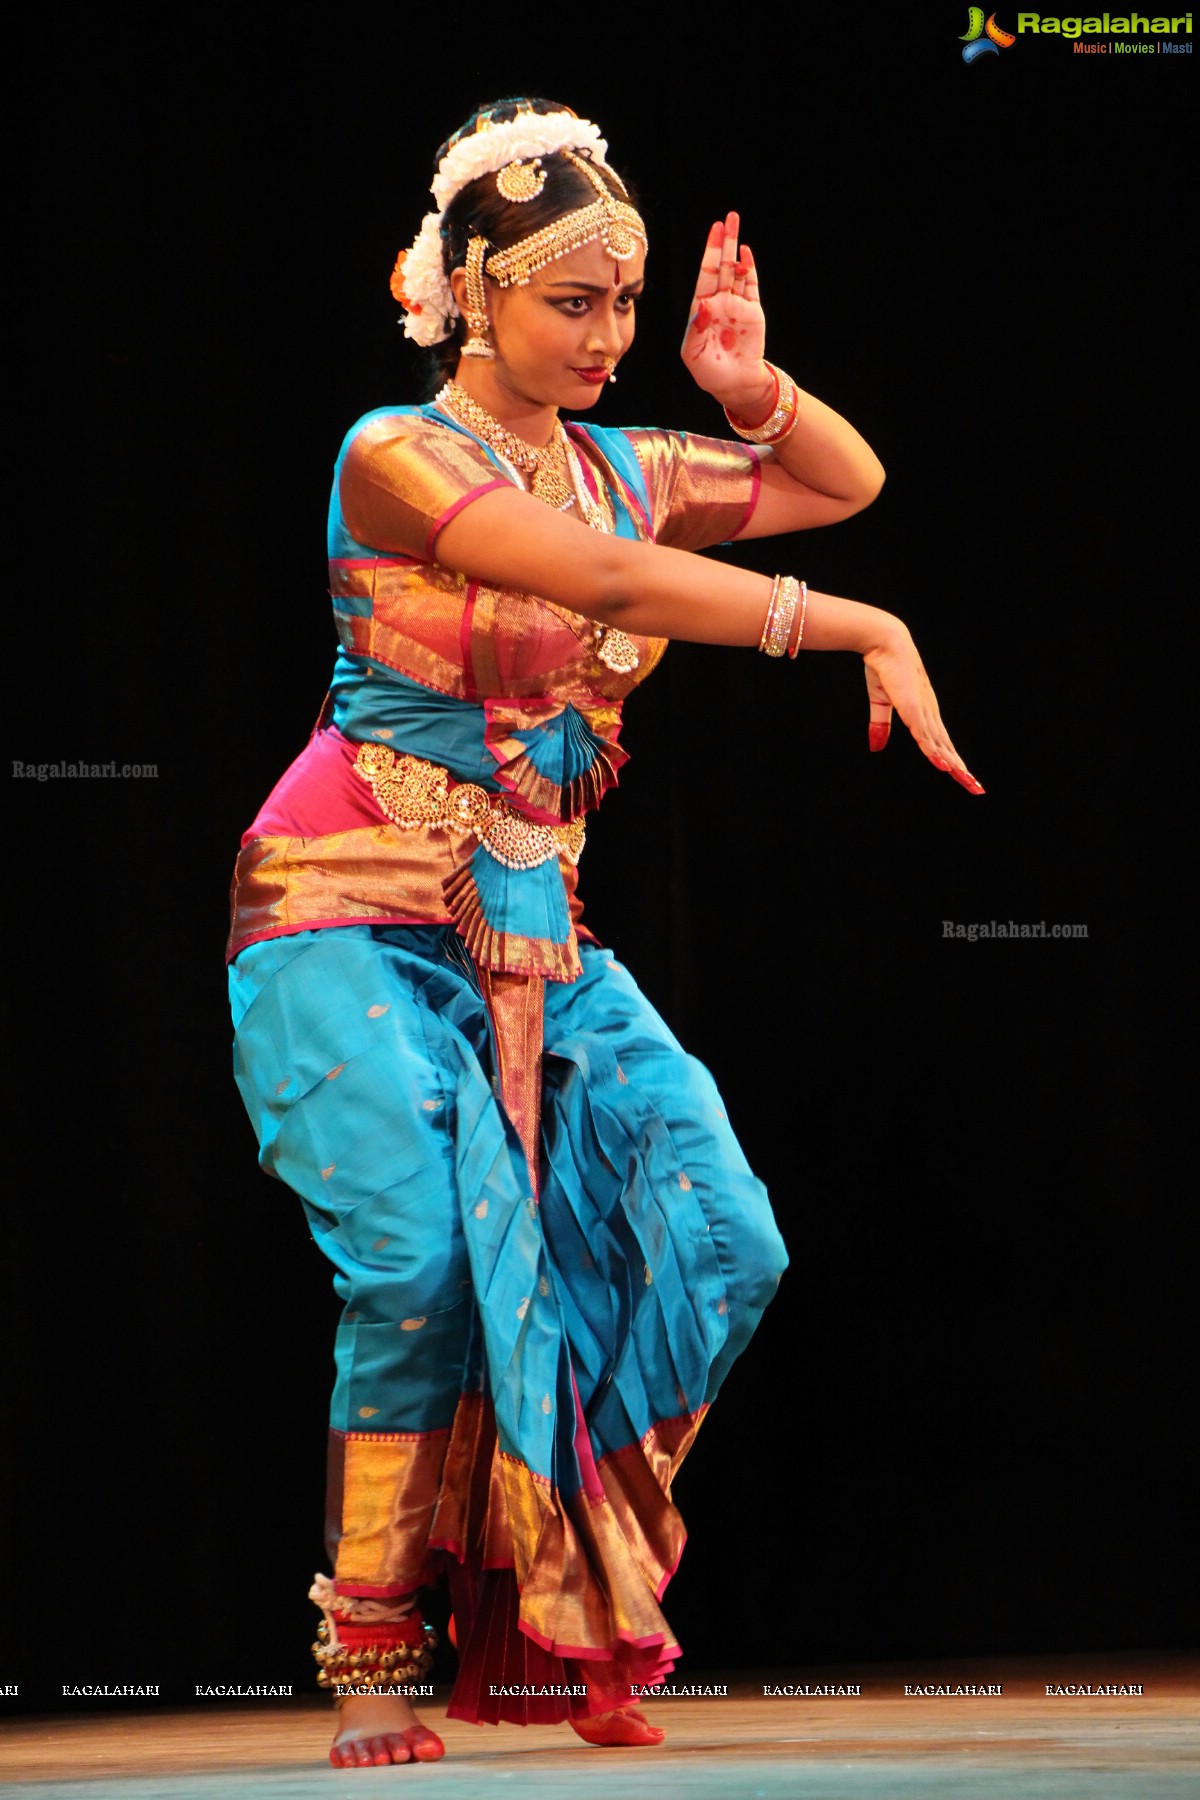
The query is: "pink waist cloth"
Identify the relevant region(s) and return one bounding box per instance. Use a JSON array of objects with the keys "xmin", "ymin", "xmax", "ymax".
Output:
[{"xmin": 242, "ymin": 725, "xmax": 386, "ymax": 844}]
